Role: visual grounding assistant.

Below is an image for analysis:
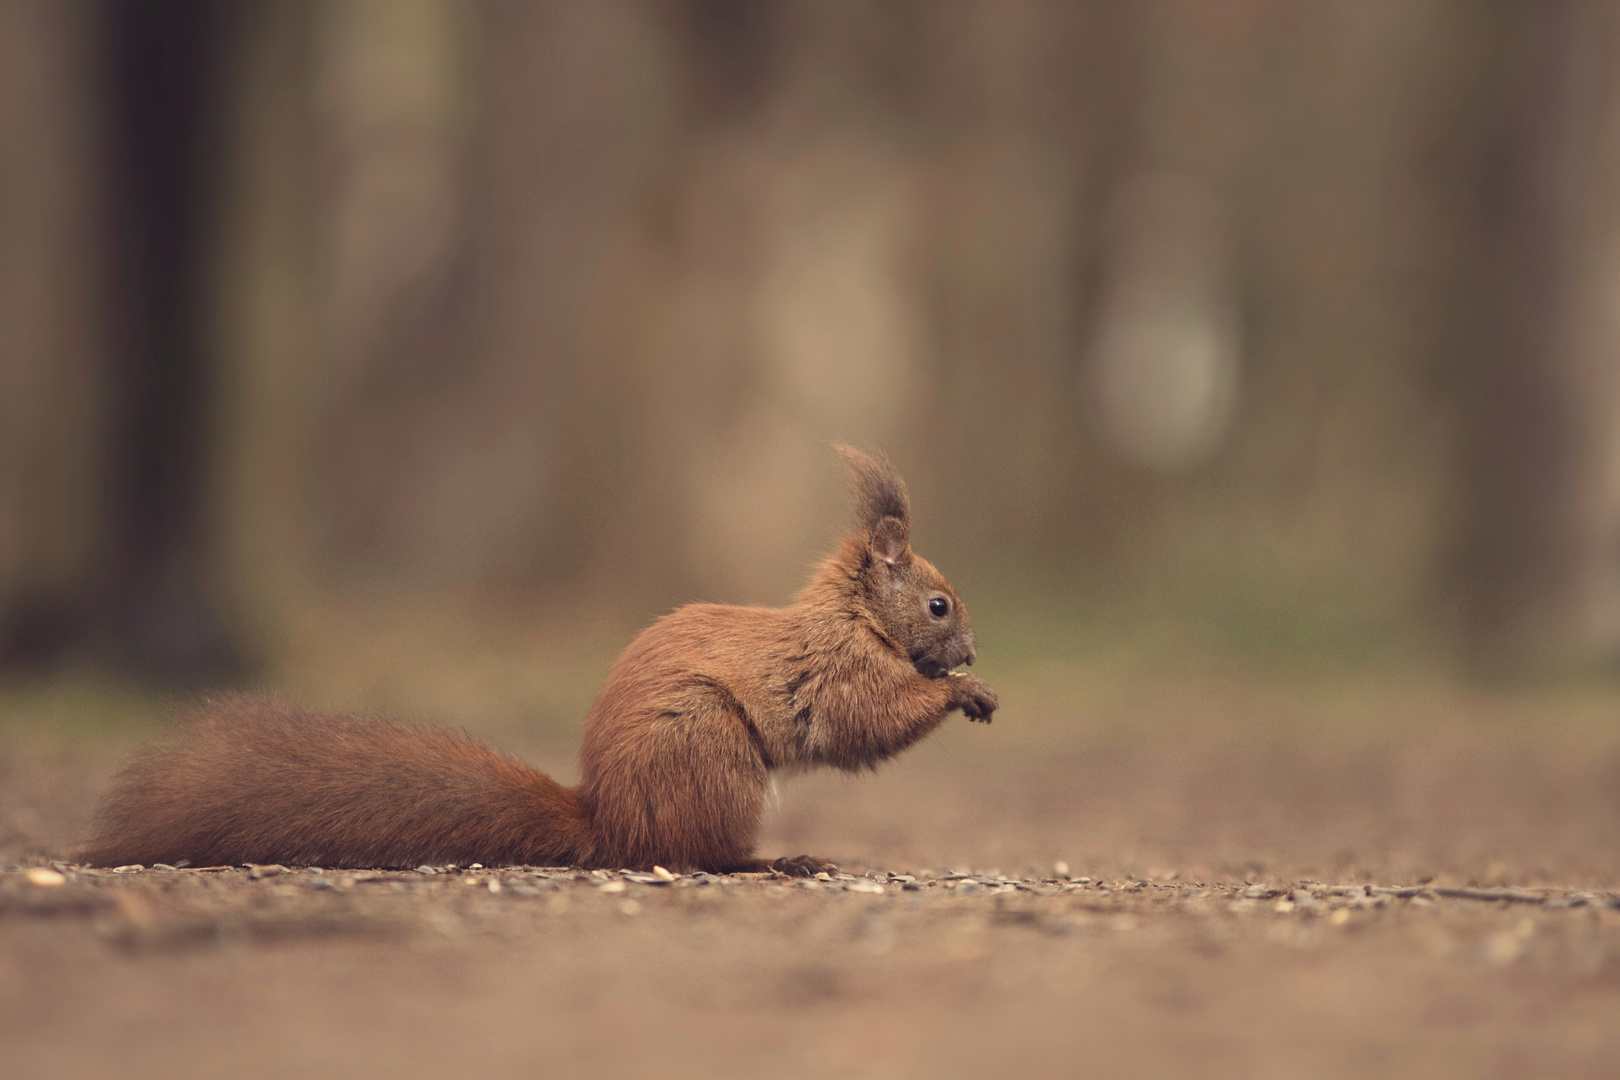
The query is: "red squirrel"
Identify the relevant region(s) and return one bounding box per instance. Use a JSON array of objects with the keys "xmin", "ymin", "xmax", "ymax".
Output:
[{"xmin": 79, "ymin": 447, "xmax": 998, "ymax": 874}]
